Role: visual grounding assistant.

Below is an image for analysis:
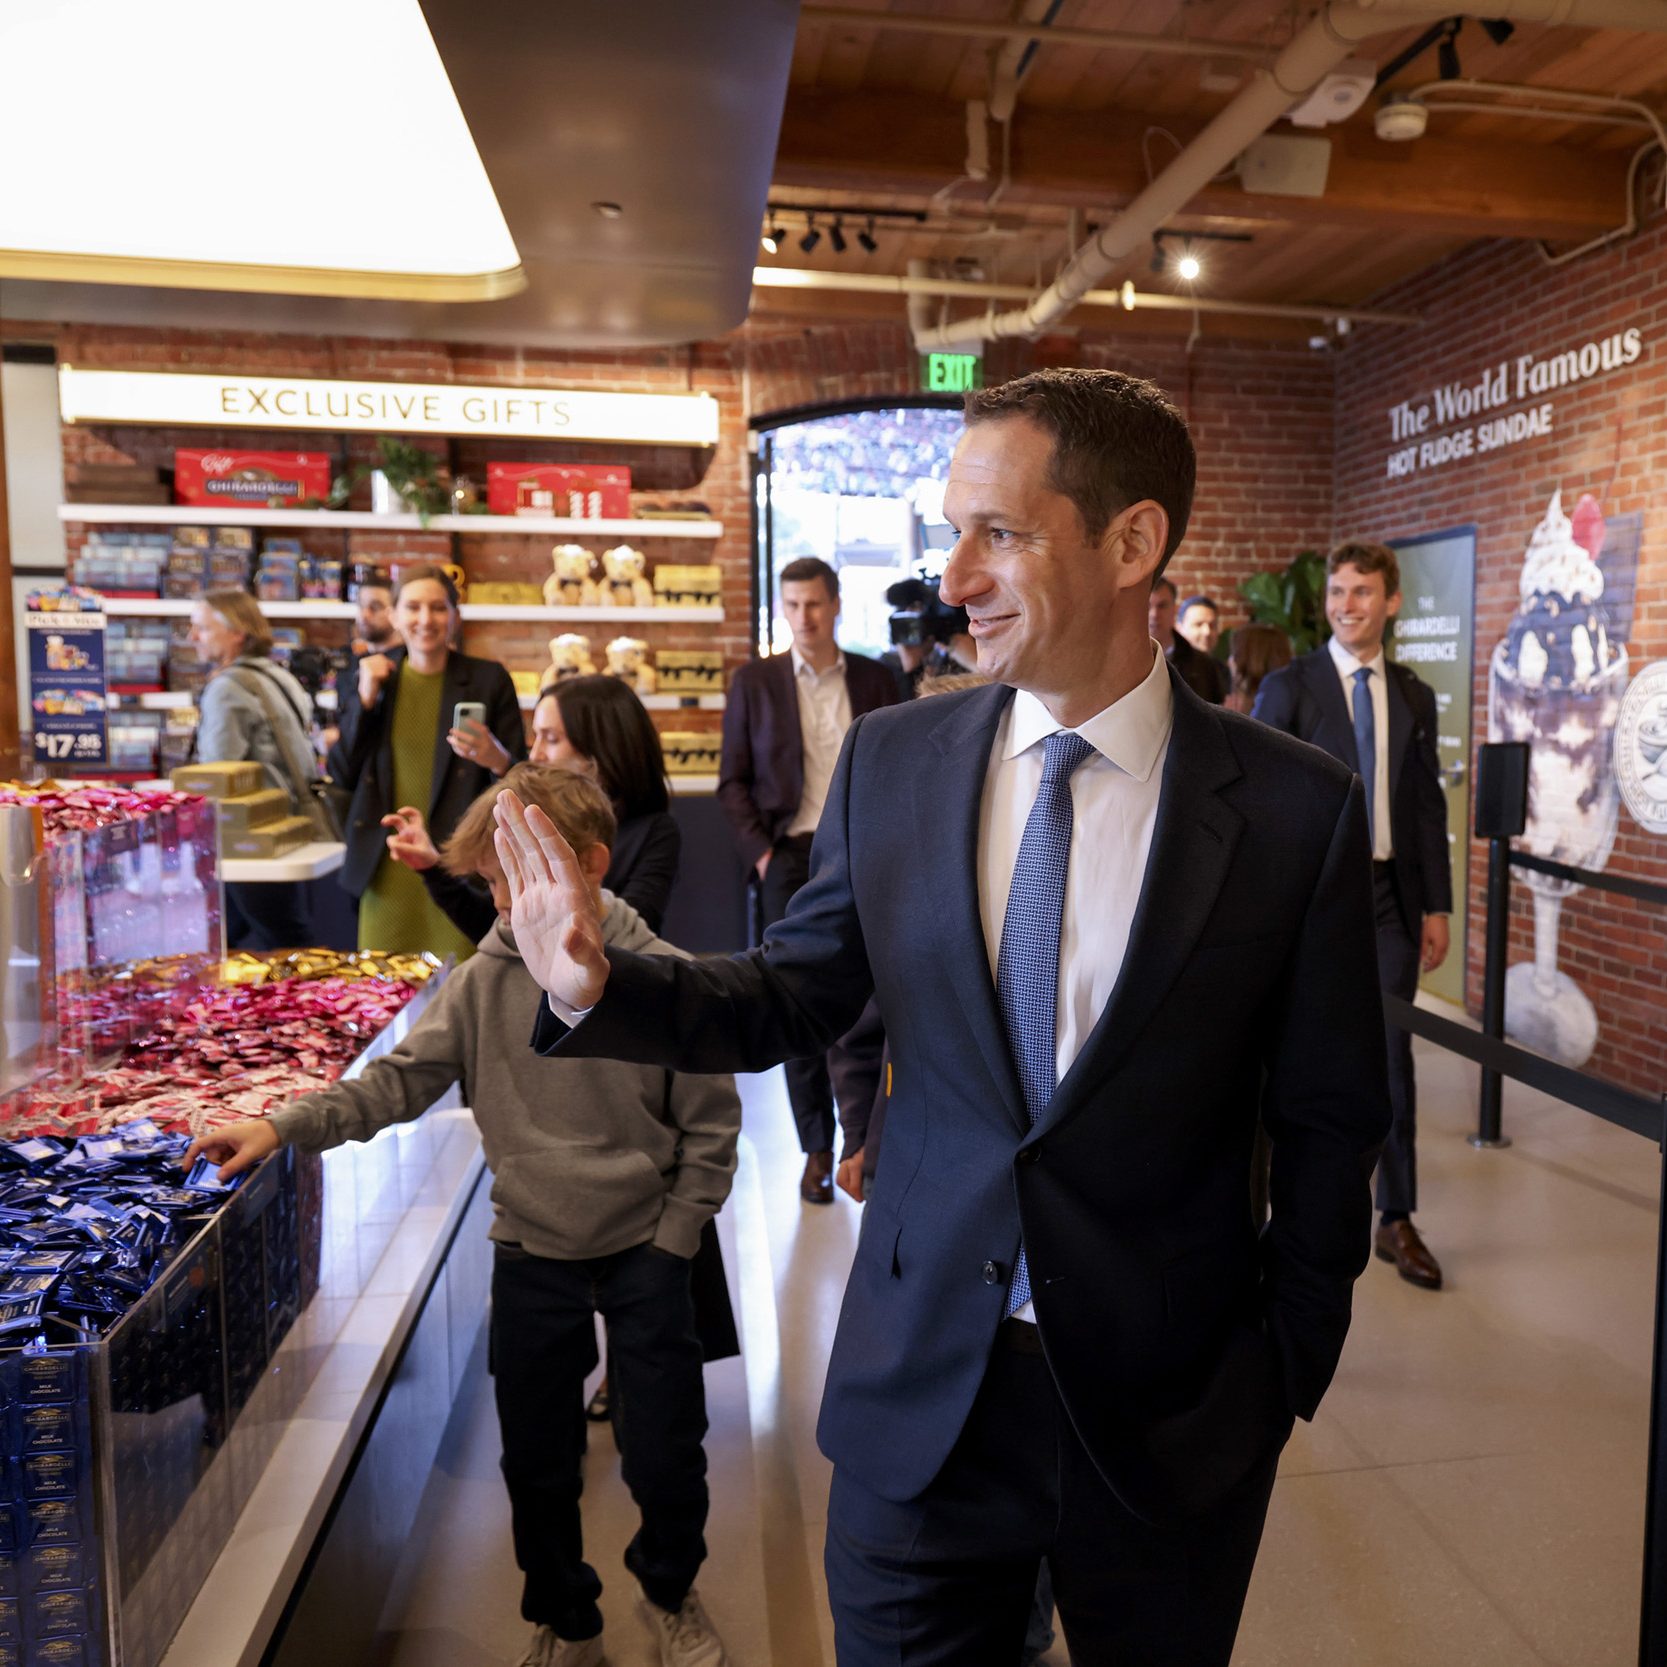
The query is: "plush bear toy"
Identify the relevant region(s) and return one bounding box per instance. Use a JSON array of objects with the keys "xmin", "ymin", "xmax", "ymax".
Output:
[
  {"xmin": 547, "ymin": 633, "xmax": 597, "ymax": 682},
  {"xmin": 601, "ymin": 544, "xmax": 655, "ymax": 610},
  {"xmin": 604, "ymin": 635, "xmax": 657, "ymax": 695},
  {"xmin": 543, "ymin": 544, "xmax": 600, "ymax": 607}
]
